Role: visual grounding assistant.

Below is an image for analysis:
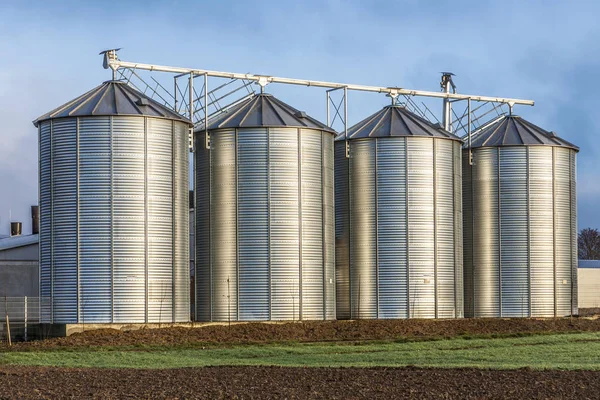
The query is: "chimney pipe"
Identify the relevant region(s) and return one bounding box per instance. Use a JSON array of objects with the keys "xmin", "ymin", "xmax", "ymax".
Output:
[
  {"xmin": 10, "ymin": 222, "xmax": 22, "ymax": 236},
  {"xmin": 31, "ymin": 205, "xmax": 39, "ymax": 235}
]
